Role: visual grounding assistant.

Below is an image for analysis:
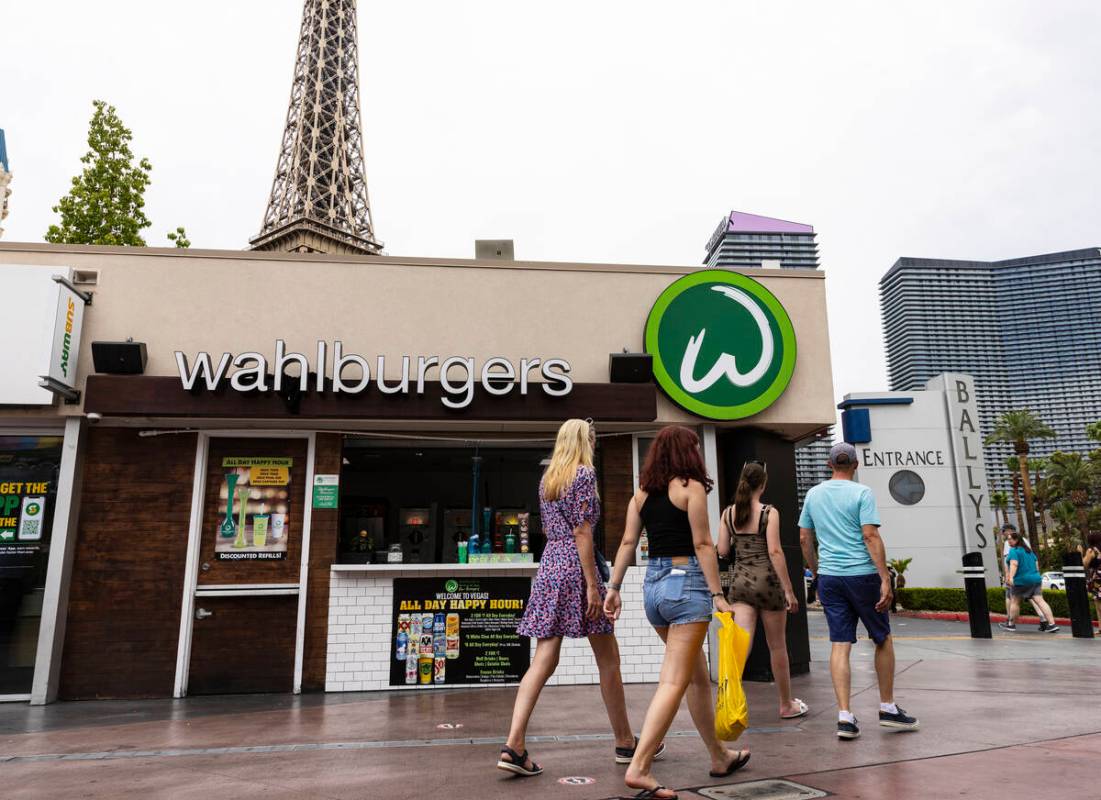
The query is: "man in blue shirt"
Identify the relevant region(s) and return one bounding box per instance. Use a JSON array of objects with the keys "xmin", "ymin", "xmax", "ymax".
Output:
[{"xmin": 799, "ymin": 443, "xmax": 920, "ymax": 740}]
